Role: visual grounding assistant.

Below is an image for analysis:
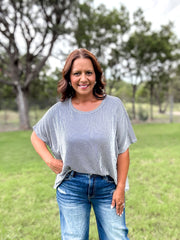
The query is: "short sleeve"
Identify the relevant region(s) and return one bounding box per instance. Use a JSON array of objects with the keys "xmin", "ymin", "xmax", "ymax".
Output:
[
  {"xmin": 116, "ymin": 101, "xmax": 137, "ymax": 154},
  {"xmin": 33, "ymin": 107, "xmax": 53, "ymax": 148}
]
